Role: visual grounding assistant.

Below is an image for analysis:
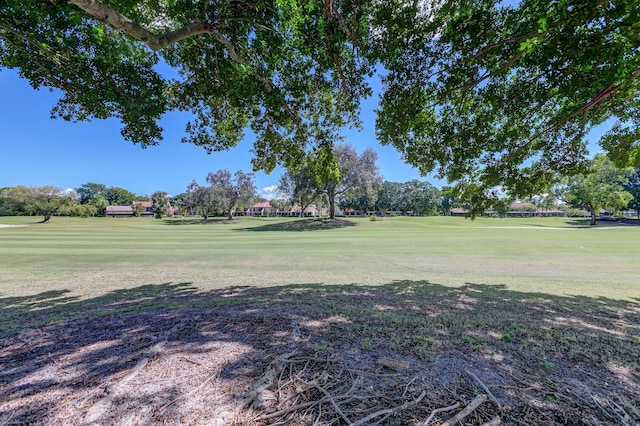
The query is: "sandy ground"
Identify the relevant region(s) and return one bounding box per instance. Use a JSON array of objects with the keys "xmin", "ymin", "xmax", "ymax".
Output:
[{"xmin": 1, "ymin": 303, "xmax": 638, "ymax": 425}]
